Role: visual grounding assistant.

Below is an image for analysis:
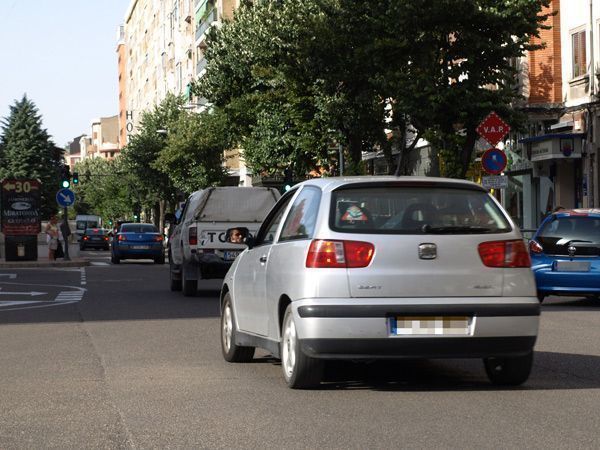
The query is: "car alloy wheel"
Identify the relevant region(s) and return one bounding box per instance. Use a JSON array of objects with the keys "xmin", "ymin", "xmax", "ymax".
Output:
[
  {"xmin": 281, "ymin": 305, "xmax": 323, "ymax": 389},
  {"xmin": 220, "ymin": 293, "xmax": 254, "ymax": 362}
]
